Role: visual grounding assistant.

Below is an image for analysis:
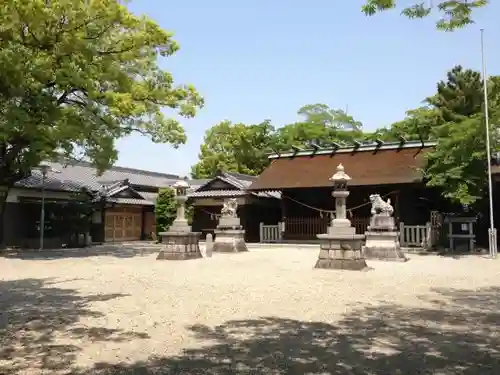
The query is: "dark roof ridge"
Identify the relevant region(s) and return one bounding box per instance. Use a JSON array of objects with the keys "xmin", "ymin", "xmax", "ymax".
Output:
[
  {"xmin": 56, "ymin": 158, "xmax": 181, "ymax": 179},
  {"xmin": 269, "ymin": 140, "xmax": 437, "ymax": 159},
  {"xmin": 223, "ymin": 171, "xmax": 258, "ymax": 181}
]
